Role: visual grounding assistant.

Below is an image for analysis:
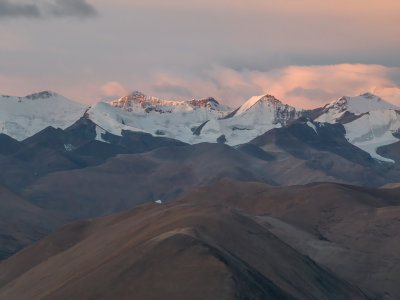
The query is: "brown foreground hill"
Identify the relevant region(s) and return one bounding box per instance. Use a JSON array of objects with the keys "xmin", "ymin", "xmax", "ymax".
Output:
[{"xmin": 2, "ymin": 179, "xmax": 399, "ymax": 299}]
